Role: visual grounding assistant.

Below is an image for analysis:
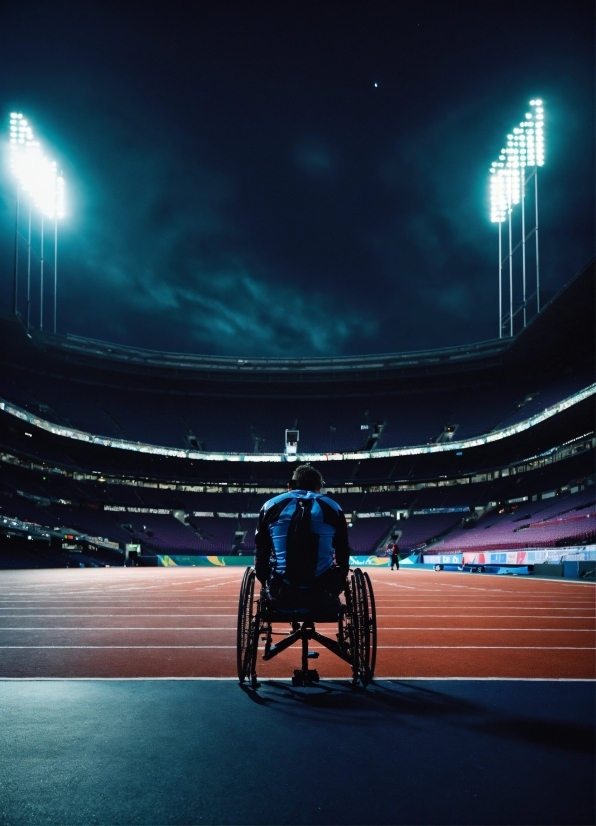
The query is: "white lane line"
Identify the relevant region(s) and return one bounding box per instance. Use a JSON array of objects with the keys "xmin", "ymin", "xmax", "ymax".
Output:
[
  {"xmin": 1, "ymin": 677, "xmax": 593, "ymax": 682},
  {"xmin": 0, "ymin": 606, "xmax": 596, "ymax": 619},
  {"xmin": 374, "ymin": 609, "xmax": 595, "ymax": 613},
  {"xmin": 375, "ymin": 573, "xmax": 596, "ymax": 584},
  {"xmin": 381, "ymin": 585, "xmax": 502, "ymax": 592},
  {"xmin": 0, "ymin": 627, "xmax": 592, "ymax": 632},
  {"xmin": 373, "ymin": 597, "xmax": 596, "ymax": 601},
  {"xmin": 378, "ymin": 628, "xmax": 595, "ymax": 632},
  {"xmin": 0, "ymin": 601, "xmax": 241, "ymax": 605},
  {"xmin": 0, "ymin": 583, "xmax": 241, "ymax": 596},
  {"xmin": 1, "ymin": 600, "xmax": 593, "ymax": 606},
  {"xmin": 0, "ymin": 609, "xmax": 592, "ymax": 617},
  {"xmin": 0, "ymin": 601, "xmax": 243, "ymax": 604},
  {"xmin": 7, "ymin": 609, "xmax": 590, "ymax": 616},
  {"xmin": 374, "ymin": 604, "xmax": 596, "ymax": 617},
  {"xmin": 427, "ymin": 605, "xmax": 595, "ymax": 609},
  {"xmin": 0, "ymin": 645, "xmax": 236, "ymax": 649},
  {"xmin": 0, "ymin": 627, "xmax": 238, "ymax": 631},
  {"xmin": 0, "ymin": 645, "xmax": 593, "ymax": 651},
  {"xmin": 0, "ymin": 609, "xmax": 241, "ymax": 620},
  {"xmin": 375, "ymin": 646, "xmax": 596, "ymax": 650},
  {"xmin": 0, "ymin": 612, "xmax": 238, "ymax": 617}
]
